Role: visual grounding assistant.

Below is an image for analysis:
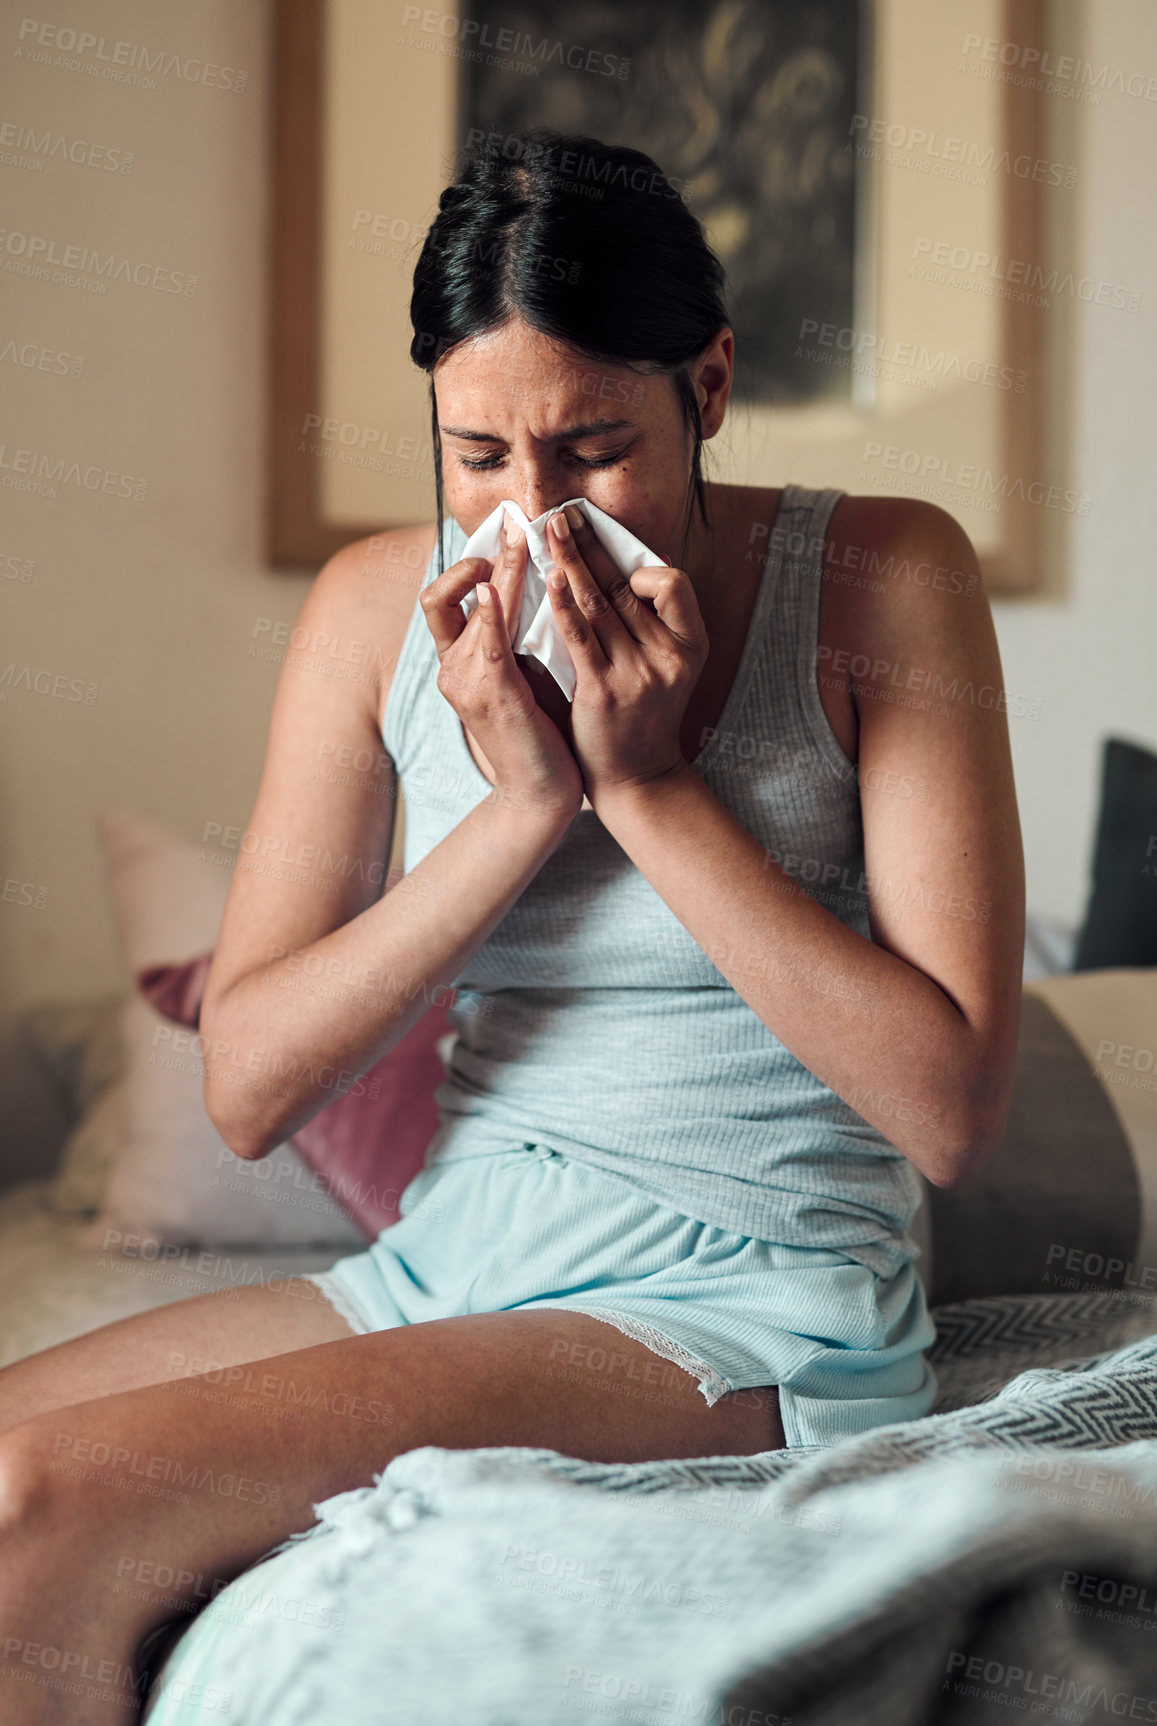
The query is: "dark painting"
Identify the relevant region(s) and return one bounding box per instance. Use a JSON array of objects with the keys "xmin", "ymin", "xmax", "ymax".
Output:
[{"xmin": 459, "ymin": 0, "xmax": 867, "ymax": 404}]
